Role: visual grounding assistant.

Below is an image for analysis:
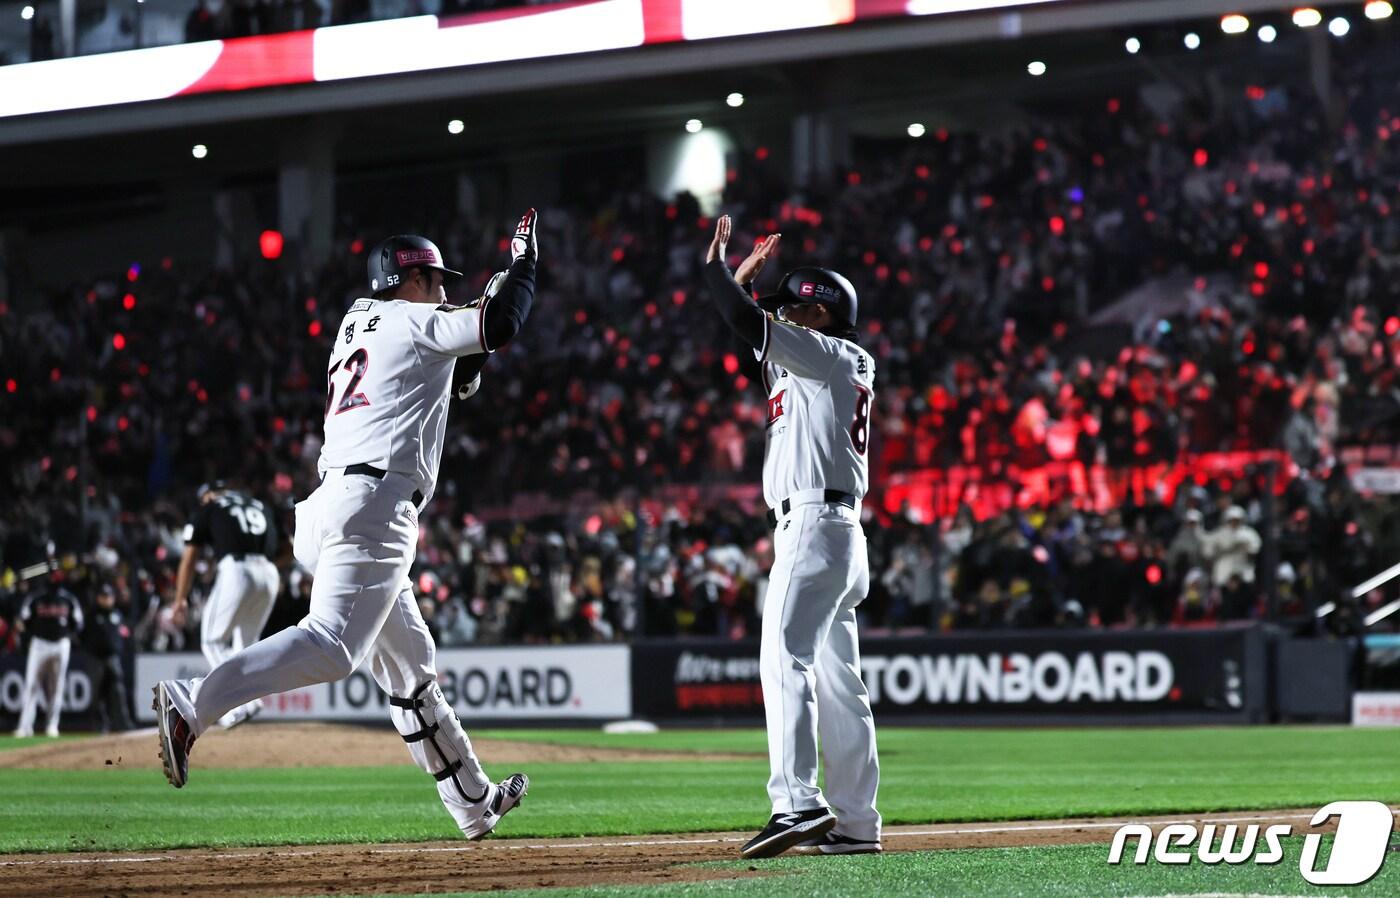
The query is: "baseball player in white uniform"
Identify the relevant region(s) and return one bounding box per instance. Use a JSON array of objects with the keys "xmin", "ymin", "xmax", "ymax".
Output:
[
  {"xmin": 704, "ymin": 216, "xmax": 882, "ymax": 859},
  {"xmin": 175, "ymin": 483, "xmax": 281, "ymax": 729},
  {"xmin": 12, "ymin": 578, "xmax": 83, "ymax": 737},
  {"xmin": 155, "ymin": 211, "xmax": 540, "ymax": 842}
]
